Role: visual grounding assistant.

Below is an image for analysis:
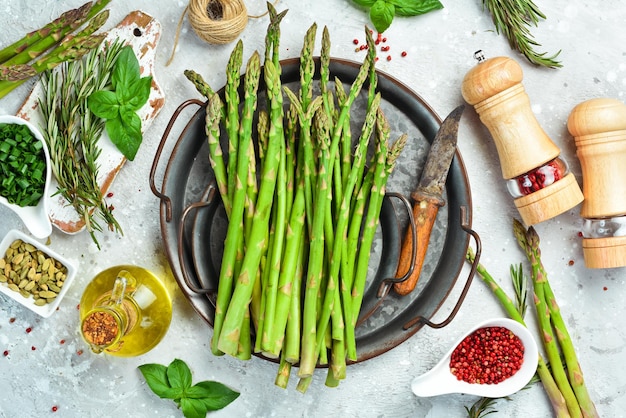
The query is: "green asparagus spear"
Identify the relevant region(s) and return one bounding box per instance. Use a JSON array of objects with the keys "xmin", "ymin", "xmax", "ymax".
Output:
[
  {"xmin": 513, "ymin": 220, "xmax": 598, "ymax": 417},
  {"xmin": 466, "ymin": 247, "xmax": 572, "ymax": 418}
]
